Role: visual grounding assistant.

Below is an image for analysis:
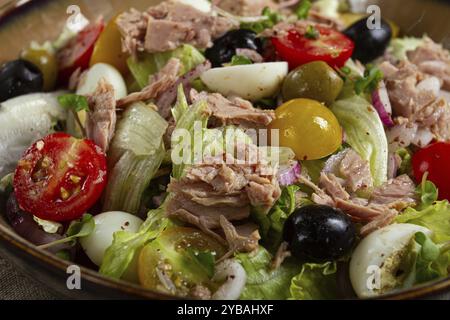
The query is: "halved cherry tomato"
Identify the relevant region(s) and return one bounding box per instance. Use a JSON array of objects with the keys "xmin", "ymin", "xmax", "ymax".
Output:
[
  {"xmin": 57, "ymin": 20, "xmax": 105, "ymax": 83},
  {"xmin": 272, "ymin": 25, "xmax": 354, "ymax": 69},
  {"xmin": 413, "ymin": 142, "xmax": 450, "ymax": 201},
  {"xmin": 139, "ymin": 227, "xmax": 226, "ymax": 296},
  {"xmin": 14, "ymin": 133, "xmax": 107, "ymax": 222}
]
